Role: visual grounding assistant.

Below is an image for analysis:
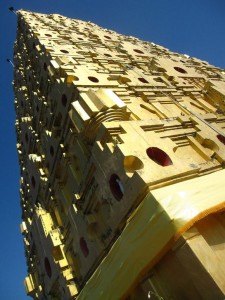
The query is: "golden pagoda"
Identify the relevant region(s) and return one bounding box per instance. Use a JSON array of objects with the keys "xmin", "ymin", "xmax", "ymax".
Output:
[{"xmin": 14, "ymin": 9, "xmax": 225, "ymax": 300}]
